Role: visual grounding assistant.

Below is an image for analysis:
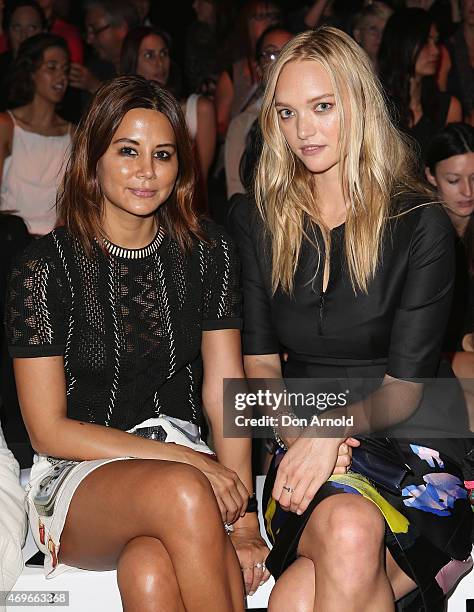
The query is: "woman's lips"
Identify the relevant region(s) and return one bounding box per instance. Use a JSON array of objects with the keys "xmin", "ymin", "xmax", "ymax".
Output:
[
  {"xmin": 129, "ymin": 189, "xmax": 157, "ymax": 198},
  {"xmin": 300, "ymin": 145, "xmax": 326, "ymax": 156}
]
